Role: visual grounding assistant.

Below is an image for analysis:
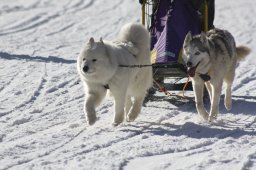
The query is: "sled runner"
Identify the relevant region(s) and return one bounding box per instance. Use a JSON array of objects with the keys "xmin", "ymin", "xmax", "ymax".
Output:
[{"xmin": 139, "ymin": 0, "xmax": 215, "ymax": 92}]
